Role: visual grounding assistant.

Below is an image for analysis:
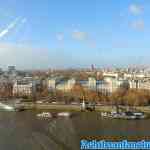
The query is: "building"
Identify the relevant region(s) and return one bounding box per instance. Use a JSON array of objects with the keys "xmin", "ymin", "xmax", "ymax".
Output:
[
  {"xmin": 80, "ymin": 76, "xmax": 129, "ymax": 94},
  {"xmin": 124, "ymin": 73, "xmax": 145, "ymax": 79},
  {"xmin": 0, "ymin": 68, "xmax": 3, "ymax": 74},
  {"xmin": 8, "ymin": 66, "xmax": 16, "ymax": 73},
  {"xmin": 88, "ymin": 77, "xmax": 96, "ymax": 90},
  {"xmin": 47, "ymin": 77, "xmax": 63, "ymax": 90},
  {"xmin": 13, "ymin": 79, "xmax": 36, "ymax": 97},
  {"xmin": 56, "ymin": 78, "xmax": 76, "ymax": 92},
  {"xmin": 129, "ymin": 79, "xmax": 150, "ymax": 90},
  {"xmin": 47, "ymin": 77, "xmax": 76, "ymax": 92},
  {"xmin": 103, "ymin": 72, "xmax": 118, "ymax": 79},
  {"xmin": 97, "ymin": 80, "xmax": 112, "ymax": 94}
]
